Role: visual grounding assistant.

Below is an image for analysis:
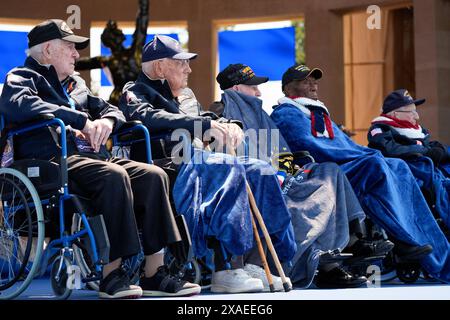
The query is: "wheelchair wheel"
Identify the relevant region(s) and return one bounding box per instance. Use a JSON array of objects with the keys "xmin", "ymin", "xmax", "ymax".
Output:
[
  {"xmin": 379, "ymin": 252, "xmax": 398, "ymax": 282},
  {"xmin": 72, "ymin": 214, "xmax": 143, "ymax": 290},
  {"xmin": 50, "ymin": 255, "xmax": 72, "ymax": 300},
  {"xmin": 71, "ymin": 213, "xmax": 100, "ymax": 291},
  {"xmin": 396, "ymin": 263, "xmax": 421, "ymax": 283},
  {"xmin": 0, "ymin": 168, "xmax": 44, "ymax": 300}
]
